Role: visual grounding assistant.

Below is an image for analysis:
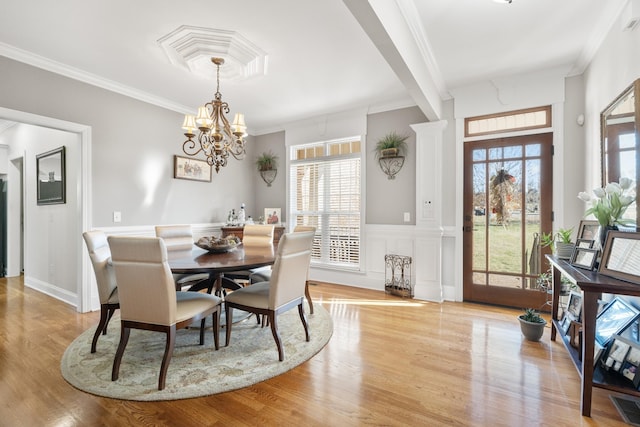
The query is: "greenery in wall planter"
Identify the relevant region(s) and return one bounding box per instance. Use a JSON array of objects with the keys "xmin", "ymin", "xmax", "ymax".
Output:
[
  {"xmin": 374, "ymin": 132, "xmax": 408, "ymax": 159},
  {"xmin": 256, "ymin": 151, "xmax": 278, "ymax": 171}
]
